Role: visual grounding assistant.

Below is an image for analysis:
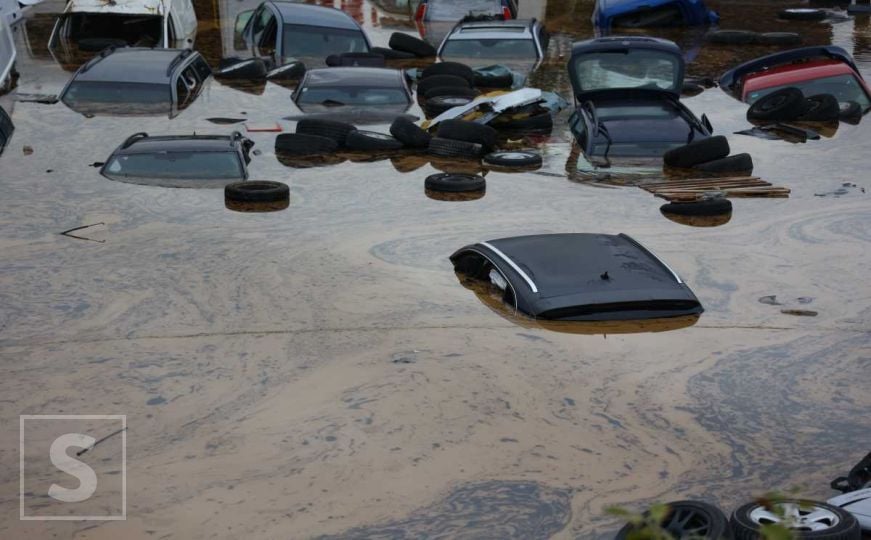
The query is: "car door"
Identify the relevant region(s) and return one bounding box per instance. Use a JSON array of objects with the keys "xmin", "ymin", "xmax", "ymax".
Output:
[
  {"xmin": 168, "ymin": 0, "xmax": 197, "ymax": 46},
  {"xmin": 253, "ymin": 8, "xmax": 277, "ymax": 62}
]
